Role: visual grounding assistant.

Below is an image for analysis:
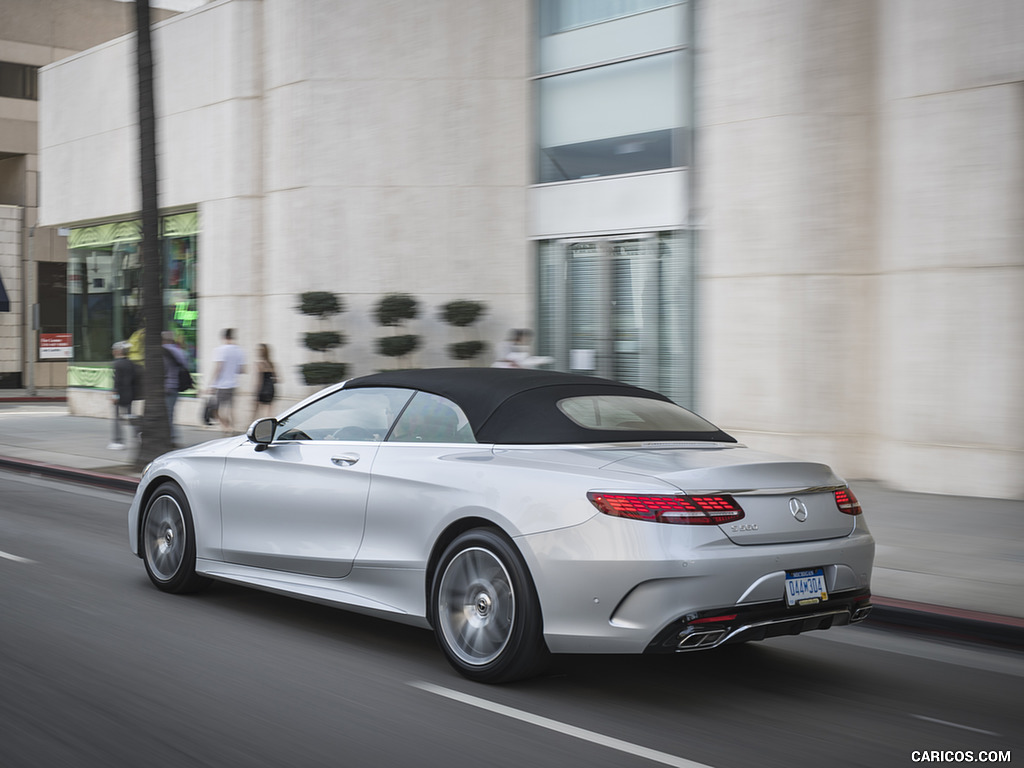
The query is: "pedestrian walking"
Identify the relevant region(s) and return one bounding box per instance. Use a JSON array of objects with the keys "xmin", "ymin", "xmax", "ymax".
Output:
[
  {"xmin": 492, "ymin": 328, "xmax": 552, "ymax": 369},
  {"xmin": 253, "ymin": 342, "xmax": 277, "ymax": 421},
  {"xmin": 162, "ymin": 331, "xmax": 192, "ymax": 445},
  {"xmin": 208, "ymin": 328, "xmax": 246, "ymax": 433},
  {"xmin": 109, "ymin": 342, "xmax": 138, "ymax": 450}
]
